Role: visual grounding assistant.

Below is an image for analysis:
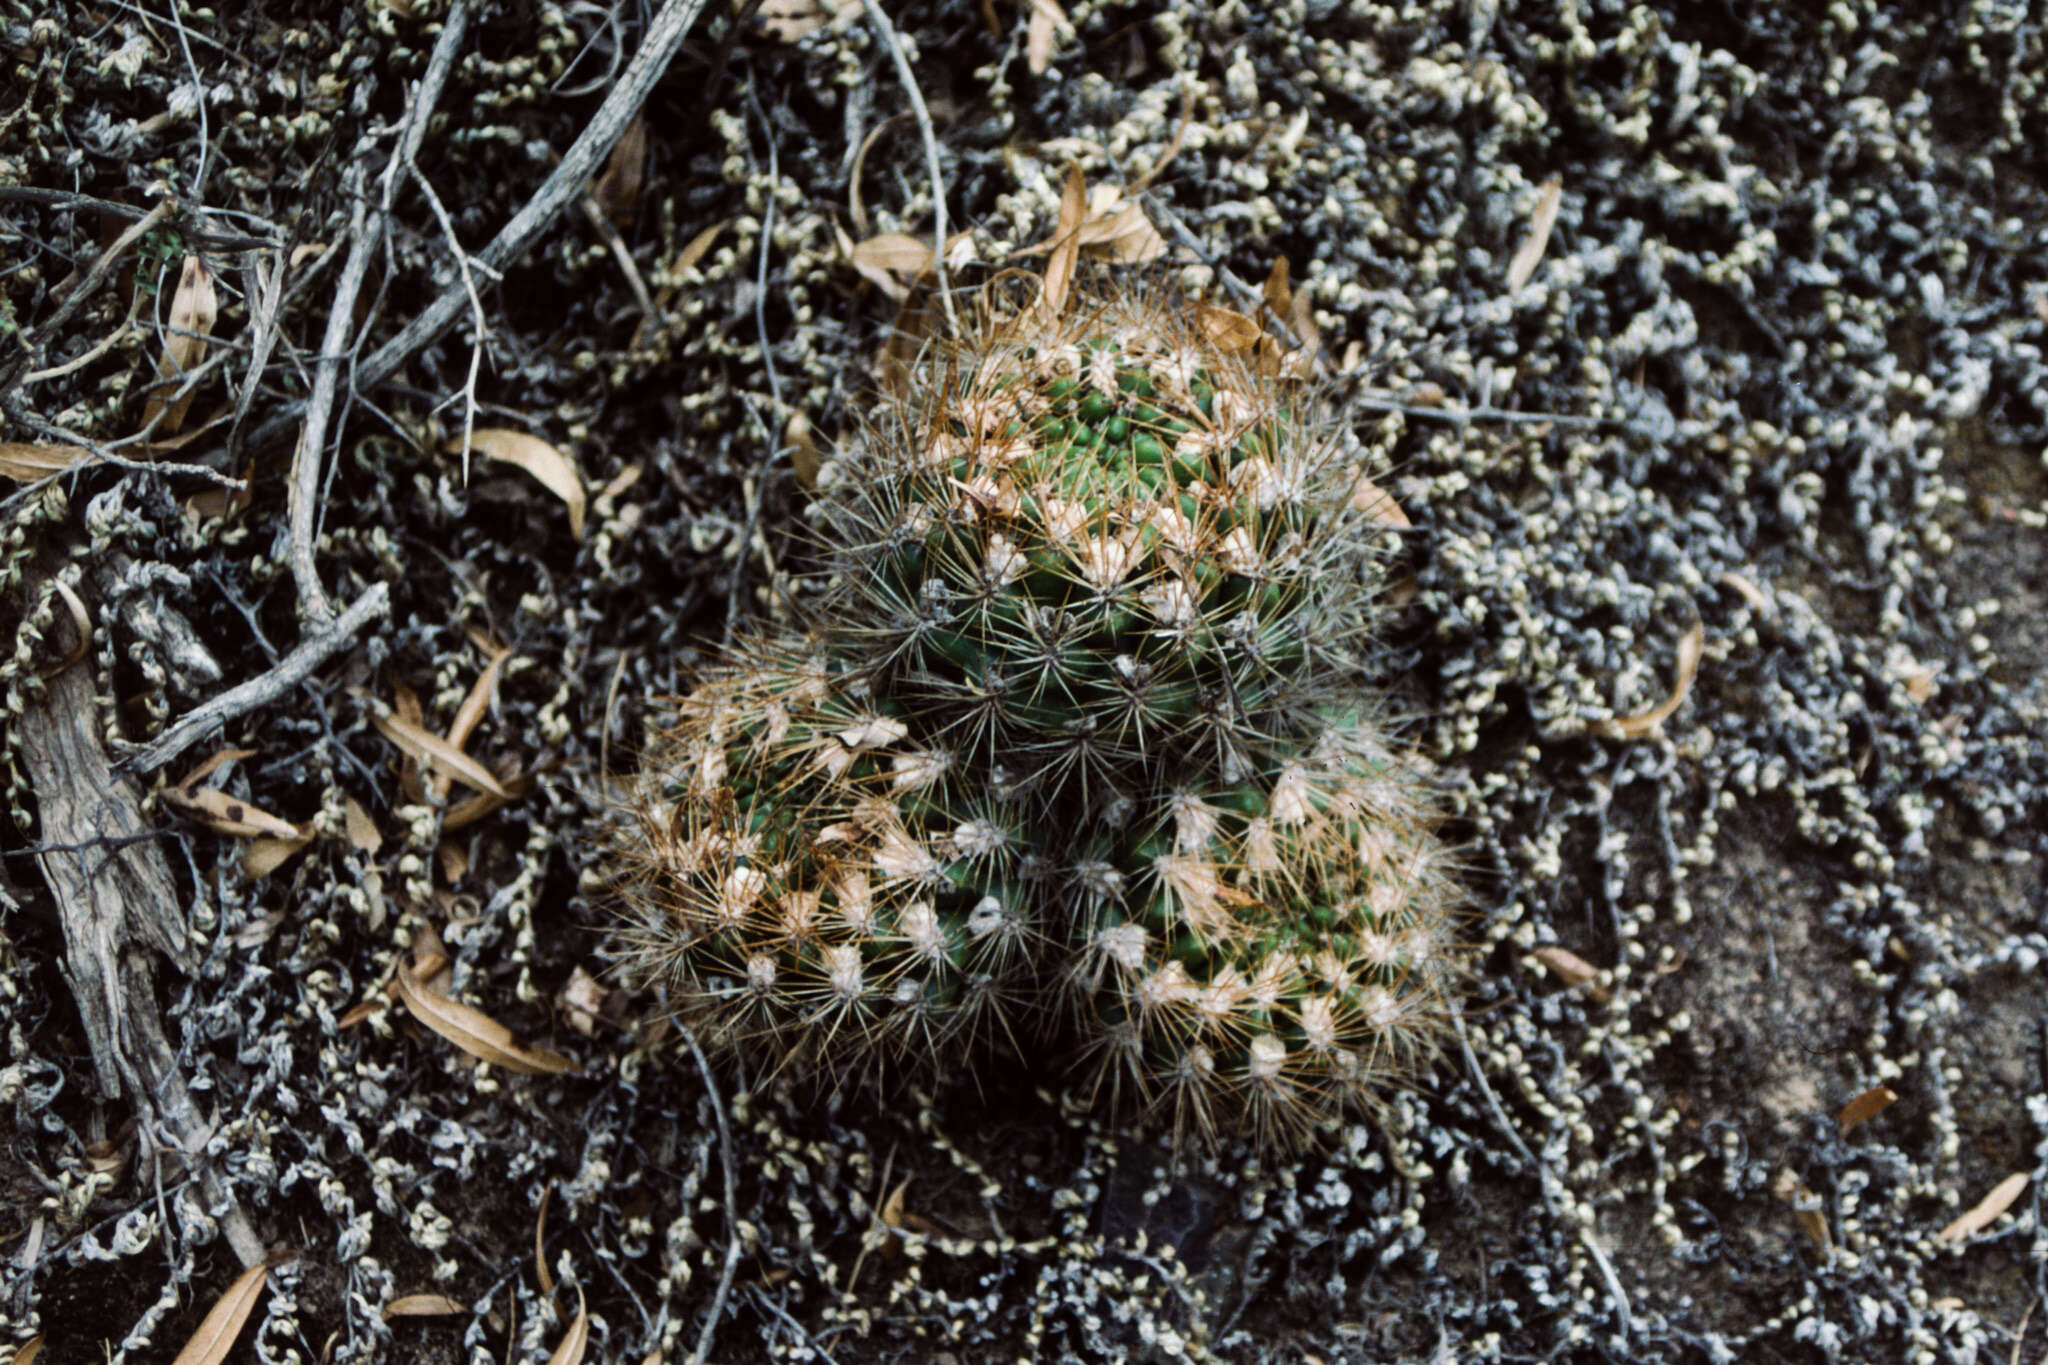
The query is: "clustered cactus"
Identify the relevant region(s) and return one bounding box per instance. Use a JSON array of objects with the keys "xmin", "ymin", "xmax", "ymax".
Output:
[{"xmin": 609, "ymin": 283, "xmax": 1465, "ymax": 1150}]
